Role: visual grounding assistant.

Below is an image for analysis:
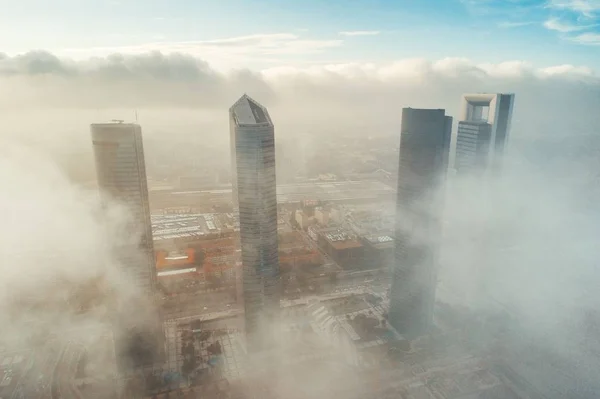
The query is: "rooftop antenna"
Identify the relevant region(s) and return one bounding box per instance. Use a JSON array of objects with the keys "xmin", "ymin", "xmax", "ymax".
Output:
[
  {"xmin": 111, "ymin": 119, "xmax": 124, "ymax": 124},
  {"xmin": 135, "ymin": 110, "xmax": 138, "ymax": 123}
]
